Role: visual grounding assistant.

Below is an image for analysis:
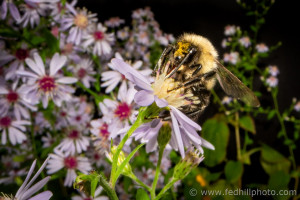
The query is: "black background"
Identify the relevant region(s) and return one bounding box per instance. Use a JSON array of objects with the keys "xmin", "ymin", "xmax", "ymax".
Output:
[{"xmin": 77, "ymin": 0, "xmax": 300, "ymax": 184}]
